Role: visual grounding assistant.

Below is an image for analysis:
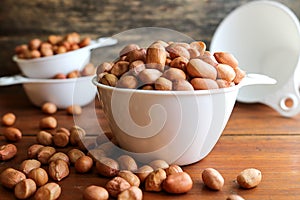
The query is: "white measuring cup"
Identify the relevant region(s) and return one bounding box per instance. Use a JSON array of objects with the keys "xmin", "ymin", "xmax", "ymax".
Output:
[{"xmin": 210, "ymin": 0, "xmax": 300, "ymax": 117}]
